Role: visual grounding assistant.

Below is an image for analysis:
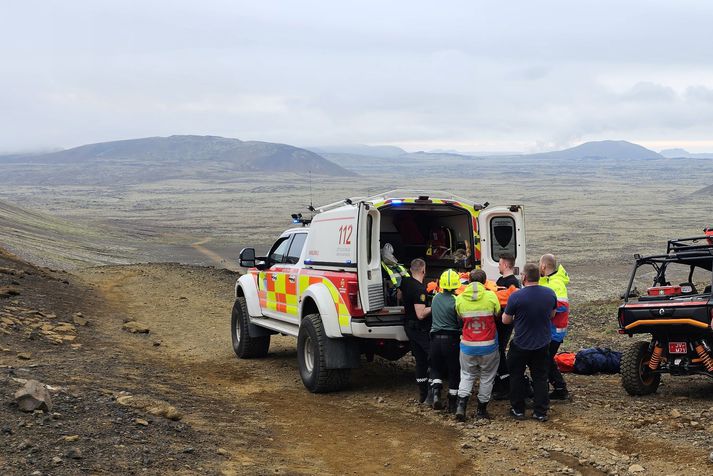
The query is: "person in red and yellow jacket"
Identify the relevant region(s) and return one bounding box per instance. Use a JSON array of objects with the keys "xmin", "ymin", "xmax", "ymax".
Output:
[
  {"xmin": 454, "ymin": 269, "xmax": 501, "ymax": 421},
  {"xmin": 539, "ymin": 254, "xmax": 570, "ymax": 400}
]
